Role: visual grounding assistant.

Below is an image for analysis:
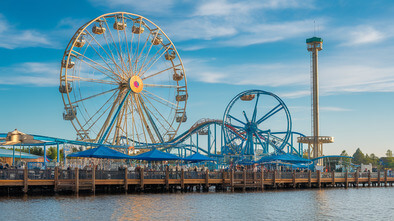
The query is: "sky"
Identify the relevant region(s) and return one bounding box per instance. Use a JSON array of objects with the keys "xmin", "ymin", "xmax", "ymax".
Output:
[{"xmin": 0, "ymin": 0, "xmax": 393, "ymax": 157}]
